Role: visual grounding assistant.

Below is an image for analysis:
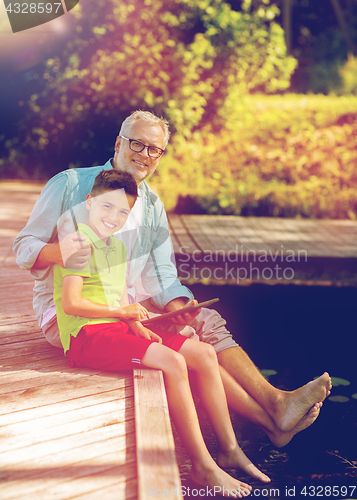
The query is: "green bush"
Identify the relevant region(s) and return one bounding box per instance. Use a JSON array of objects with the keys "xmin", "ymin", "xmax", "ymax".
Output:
[
  {"xmin": 149, "ymin": 94, "xmax": 357, "ymax": 219},
  {"xmin": 0, "ymin": 0, "xmax": 296, "ymax": 177},
  {"xmin": 339, "ymin": 54, "xmax": 357, "ymax": 95}
]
